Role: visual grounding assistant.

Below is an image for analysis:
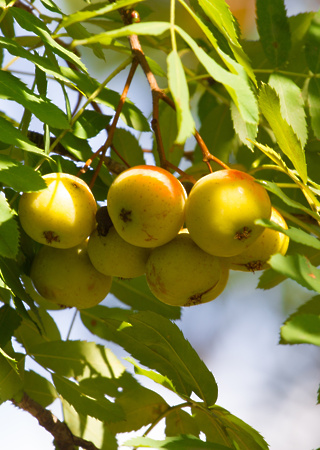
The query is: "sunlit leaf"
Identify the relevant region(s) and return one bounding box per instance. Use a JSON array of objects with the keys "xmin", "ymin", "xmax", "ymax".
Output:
[
  {"xmin": 24, "ymin": 370, "xmax": 57, "ymax": 407},
  {"xmin": 280, "ymin": 295, "xmax": 320, "ymax": 346},
  {"xmin": 0, "ymin": 155, "xmax": 47, "ymax": 192},
  {"xmin": 0, "ymin": 348, "xmax": 23, "ymax": 403},
  {"xmin": 269, "ymin": 73, "xmax": 308, "ymax": 147},
  {"xmin": 125, "ymin": 435, "xmax": 233, "ymax": 449},
  {"xmin": 167, "ymin": 50, "xmax": 195, "ymax": 144},
  {"xmin": 258, "ymin": 83, "xmax": 307, "ymax": 183}
]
